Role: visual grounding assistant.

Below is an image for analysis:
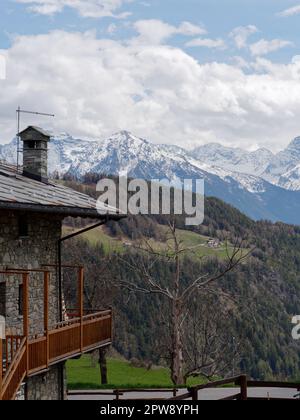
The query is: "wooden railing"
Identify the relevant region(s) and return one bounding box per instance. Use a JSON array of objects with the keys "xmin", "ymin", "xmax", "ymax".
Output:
[
  {"xmin": 246, "ymin": 380, "xmax": 300, "ymax": 401},
  {"xmin": 4, "ymin": 336, "xmax": 24, "ymax": 372},
  {"xmin": 0, "ymin": 268, "xmax": 113, "ymax": 400},
  {"xmin": 165, "ymin": 376, "xmax": 246, "ymax": 401},
  {"xmin": 68, "ymin": 388, "xmax": 180, "ymax": 400},
  {"xmin": 1, "ymin": 338, "xmax": 27, "ymax": 401},
  {"xmin": 69, "ymin": 379, "xmax": 300, "ymax": 401},
  {"xmin": 168, "ymin": 375, "xmax": 300, "ymax": 401},
  {"xmin": 0, "ymin": 310, "xmax": 112, "ymax": 400},
  {"xmin": 28, "ymin": 310, "xmax": 112, "ymax": 374}
]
